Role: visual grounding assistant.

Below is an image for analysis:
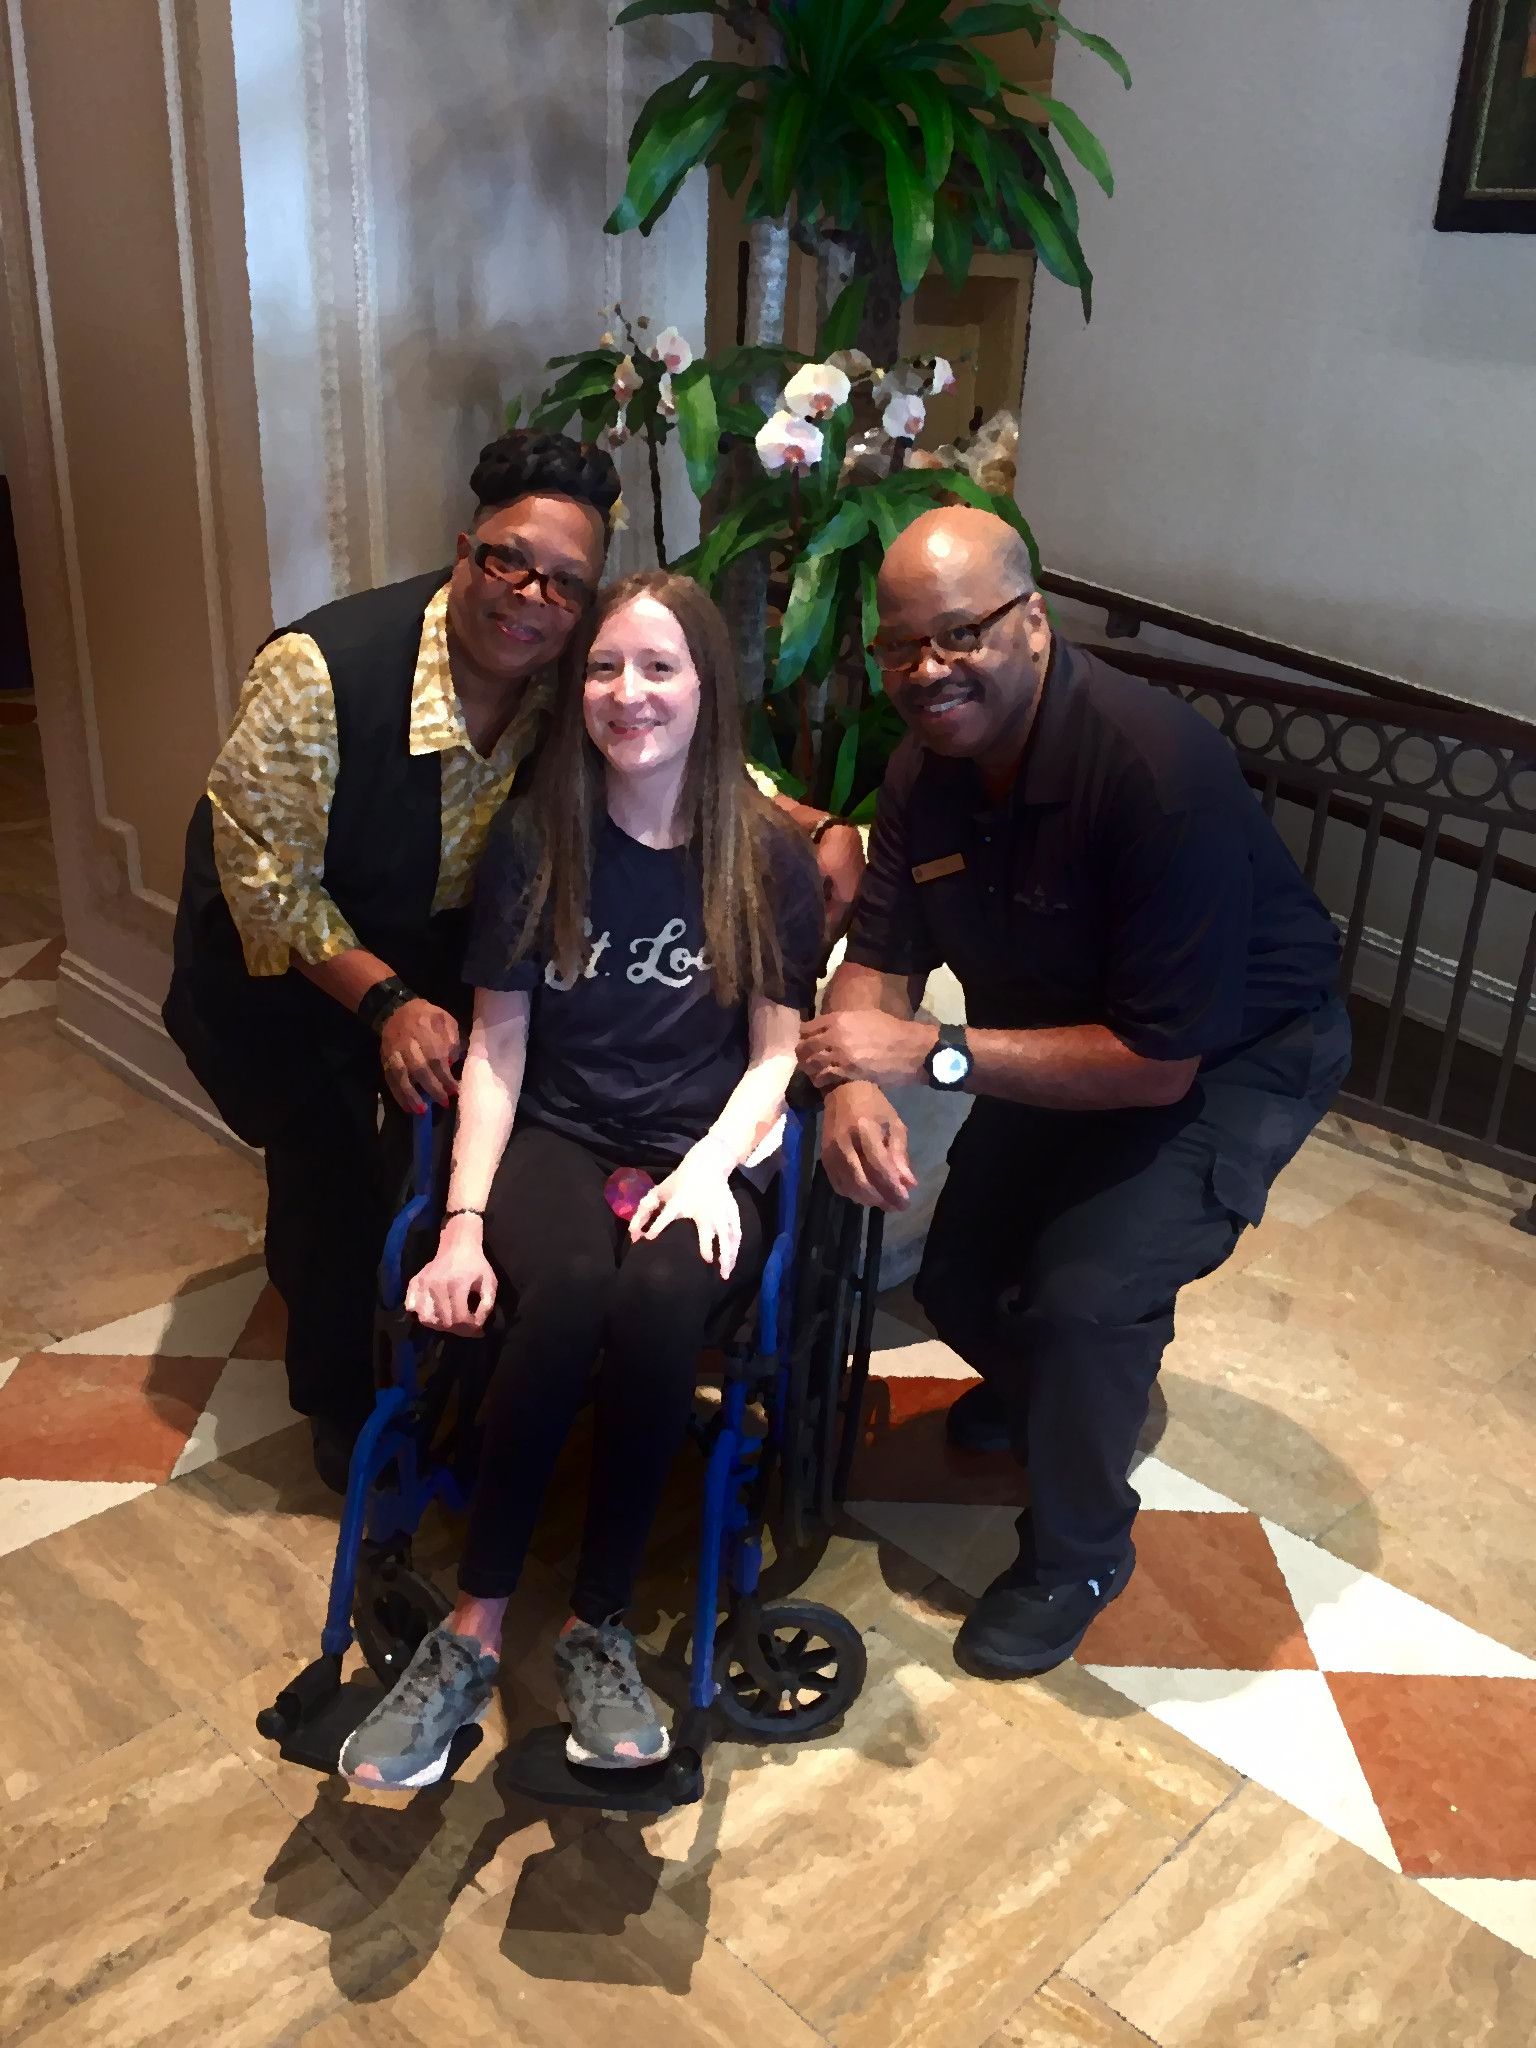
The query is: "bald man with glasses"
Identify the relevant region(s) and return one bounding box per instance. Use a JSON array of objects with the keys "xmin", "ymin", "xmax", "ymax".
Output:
[{"xmin": 800, "ymin": 506, "xmax": 1349, "ymax": 1680}]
